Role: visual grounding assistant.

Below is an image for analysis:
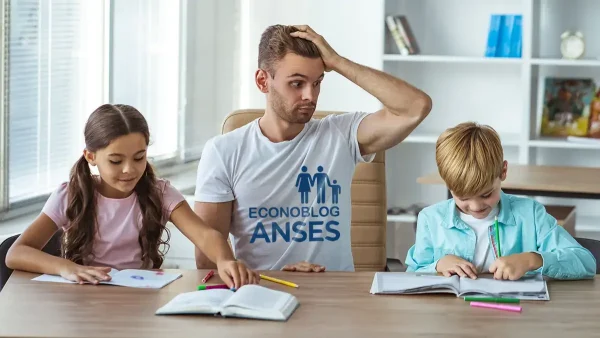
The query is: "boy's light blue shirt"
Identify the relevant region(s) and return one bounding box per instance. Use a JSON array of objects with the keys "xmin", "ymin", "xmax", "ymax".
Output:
[{"xmin": 405, "ymin": 191, "xmax": 596, "ymax": 279}]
